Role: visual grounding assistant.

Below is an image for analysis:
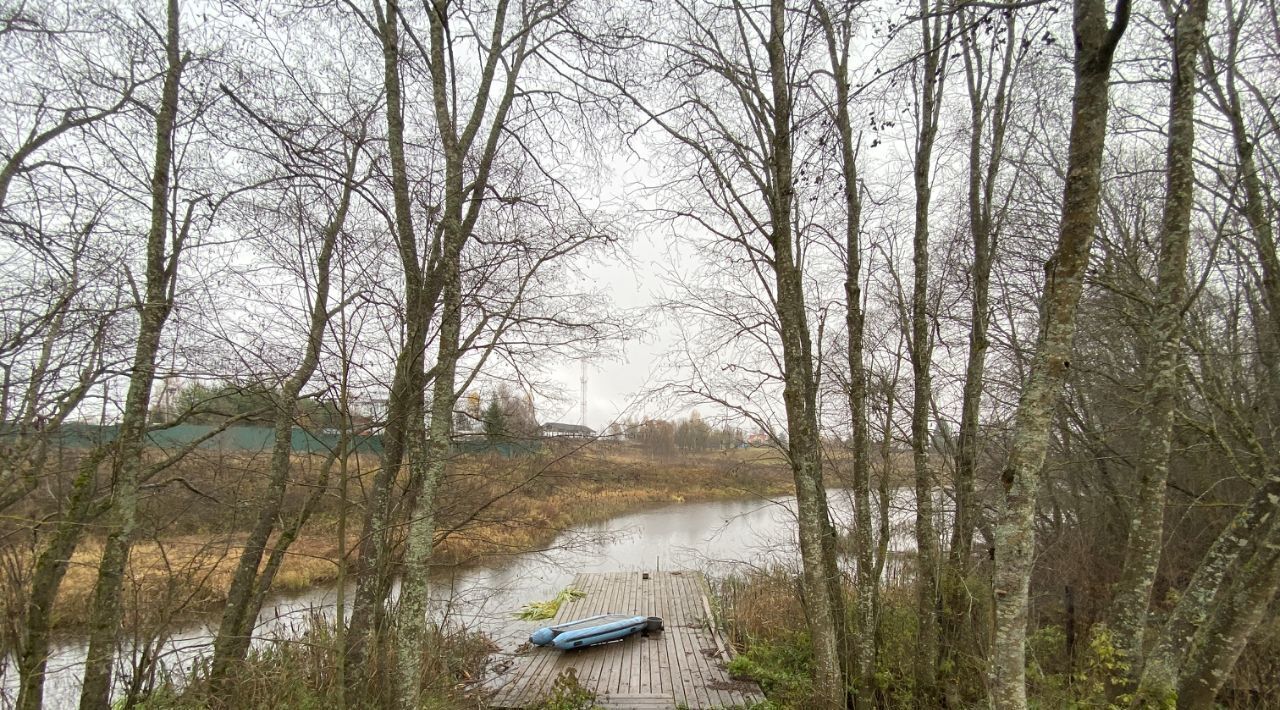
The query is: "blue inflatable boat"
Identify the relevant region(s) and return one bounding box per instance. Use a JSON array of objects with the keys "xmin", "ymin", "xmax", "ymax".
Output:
[{"xmin": 530, "ymin": 614, "xmax": 663, "ymax": 650}]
